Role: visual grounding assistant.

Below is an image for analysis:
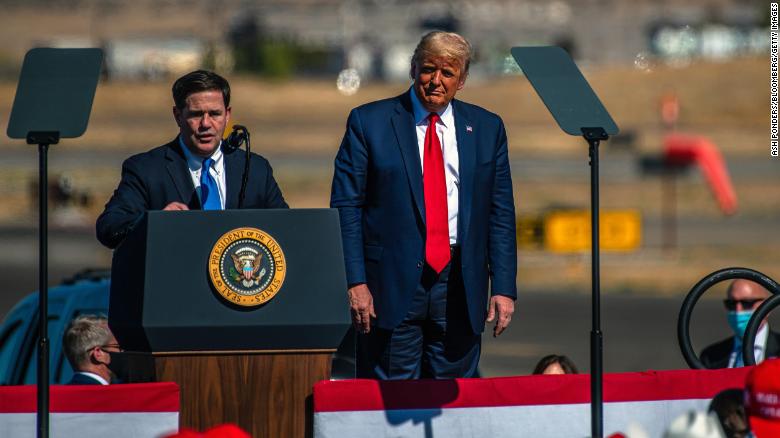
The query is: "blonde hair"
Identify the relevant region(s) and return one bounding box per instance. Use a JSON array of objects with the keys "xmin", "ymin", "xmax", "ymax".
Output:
[
  {"xmin": 63, "ymin": 314, "xmax": 112, "ymax": 368},
  {"xmin": 411, "ymin": 31, "xmax": 473, "ymax": 77}
]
